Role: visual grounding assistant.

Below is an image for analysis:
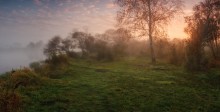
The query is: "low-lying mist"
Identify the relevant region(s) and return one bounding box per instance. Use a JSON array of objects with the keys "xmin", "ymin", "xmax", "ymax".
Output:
[{"xmin": 0, "ymin": 41, "xmax": 45, "ymax": 74}]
